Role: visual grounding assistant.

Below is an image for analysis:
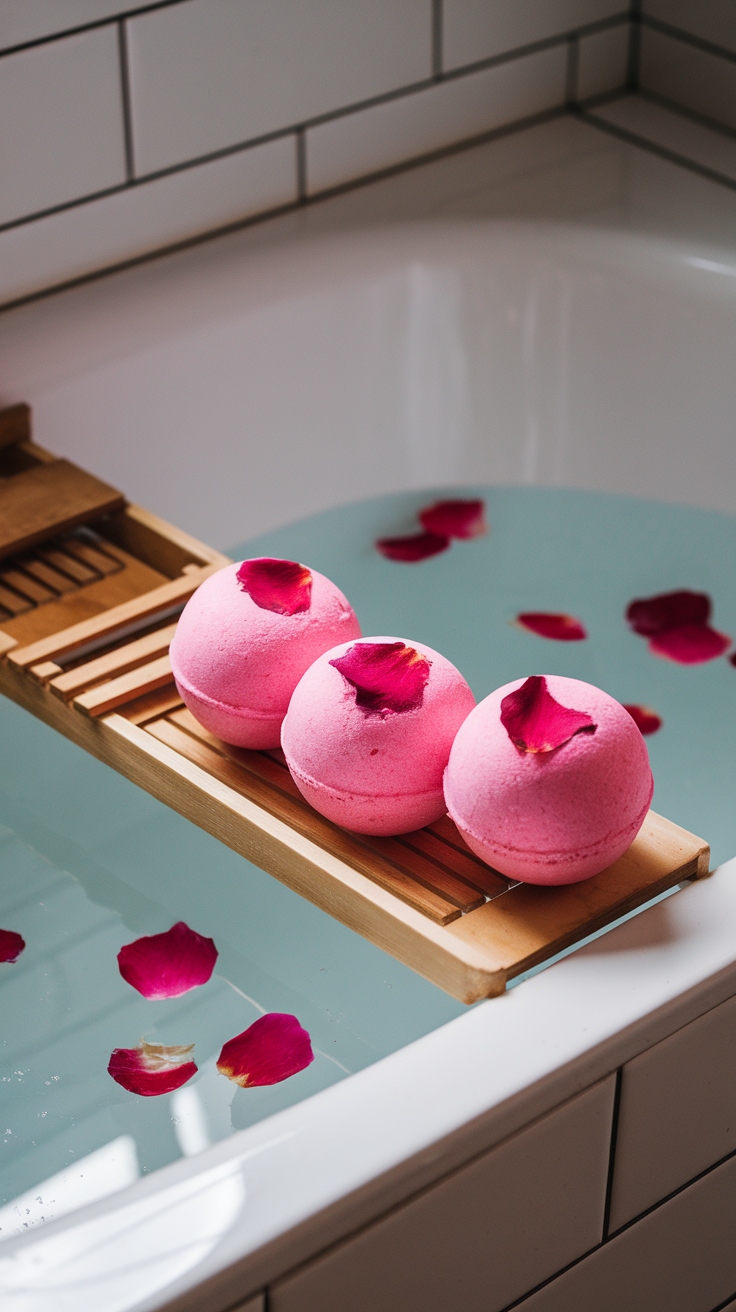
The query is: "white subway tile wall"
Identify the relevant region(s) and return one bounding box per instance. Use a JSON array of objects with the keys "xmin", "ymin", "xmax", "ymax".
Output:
[
  {"xmin": 307, "ymin": 45, "xmax": 567, "ymax": 194},
  {"xmin": 642, "ymin": 0, "xmax": 736, "ymax": 55},
  {"xmin": 442, "ymin": 0, "xmax": 623, "ymax": 71},
  {"xmin": 639, "ymin": 26, "xmax": 736, "ymax": 132},
  {"xmin": 0, "ymin": 0, "xmax": 632, "ymax": 305},
  {"xmin": 577, "ymin": 23, "xmax": 630, "ymax": 101},
  {"xmin": 0, "ymin": 25, "xmax": 125, "ymax": 227}
]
